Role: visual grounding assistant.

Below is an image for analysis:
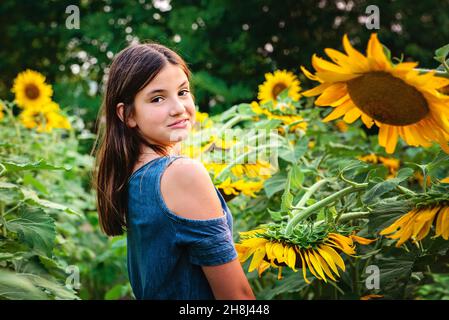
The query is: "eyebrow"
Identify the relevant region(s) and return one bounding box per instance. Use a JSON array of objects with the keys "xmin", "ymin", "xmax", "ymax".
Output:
[{"xmin": 145, "ymin": 80, "xmax": 189, "ymax": 96}]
